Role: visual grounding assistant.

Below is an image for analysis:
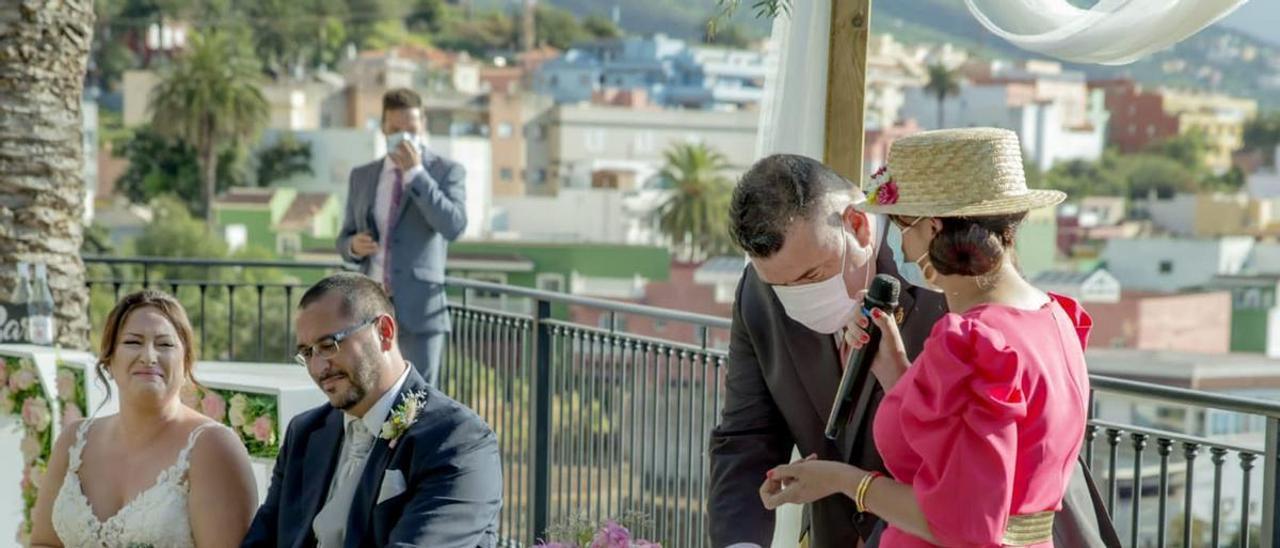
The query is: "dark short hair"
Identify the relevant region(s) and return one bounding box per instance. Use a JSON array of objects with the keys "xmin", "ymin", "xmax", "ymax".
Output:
[
  {"xmin": 729, "ymin": 154, "xmax": 855, "ymax": 258},
  {"xmin": 299, "ymin": 272, "xmax": 394, "ymax": 322},
  {"xmin": 382, "ymin": 88, "xmax": 422, "ymax": 118}
]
